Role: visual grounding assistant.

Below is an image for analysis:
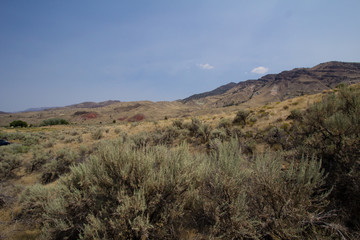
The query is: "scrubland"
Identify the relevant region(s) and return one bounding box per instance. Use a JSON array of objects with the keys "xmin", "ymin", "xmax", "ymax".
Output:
[{"xmin": 0, "ymin": 85, "xmax": 359, "ymax": 239}]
